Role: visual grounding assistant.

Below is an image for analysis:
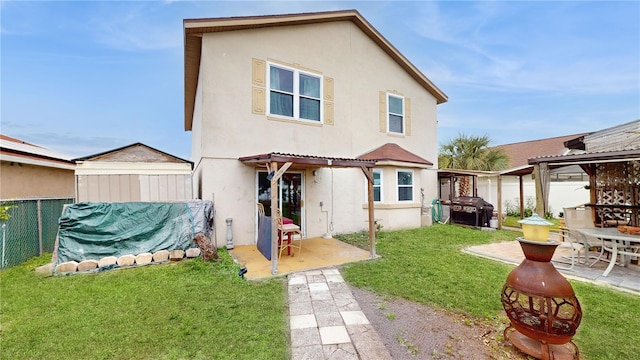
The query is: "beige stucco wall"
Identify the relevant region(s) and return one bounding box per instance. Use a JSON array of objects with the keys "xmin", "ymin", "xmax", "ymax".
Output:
[
  {"xmin": 192, "ymin": 20, "xmax": 441, "ymax": 246},
  {"xmin": 1, "ymin": 161, "xmax": 75, "ymax": 199}
]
